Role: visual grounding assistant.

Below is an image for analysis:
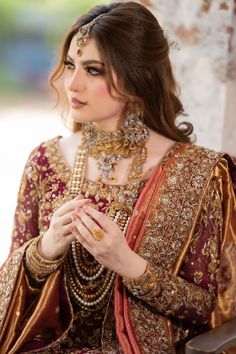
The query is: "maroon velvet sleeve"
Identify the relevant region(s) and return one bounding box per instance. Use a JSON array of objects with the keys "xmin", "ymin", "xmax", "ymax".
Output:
[{"xmin": 10, "ymin": 147, "xmax": 41, "ymax": 253}]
